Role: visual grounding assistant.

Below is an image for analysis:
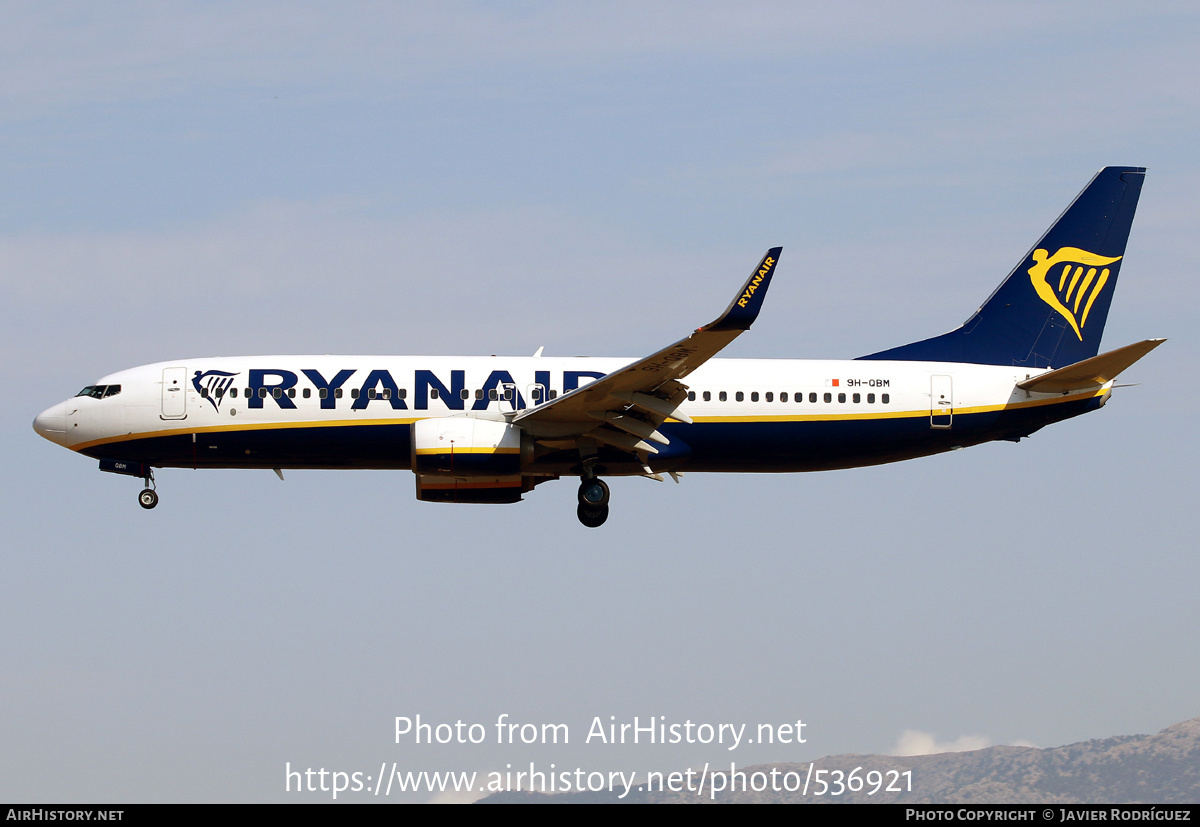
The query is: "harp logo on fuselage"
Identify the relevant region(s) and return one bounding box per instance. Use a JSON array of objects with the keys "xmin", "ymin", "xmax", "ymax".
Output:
[
  {"xmin": 192, "ymin": 370, "xmax": 239, "ymax": 412},
  {"xmin": 1027, "ymin": 247, "xmax": 1122, "ymax": 340}
]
